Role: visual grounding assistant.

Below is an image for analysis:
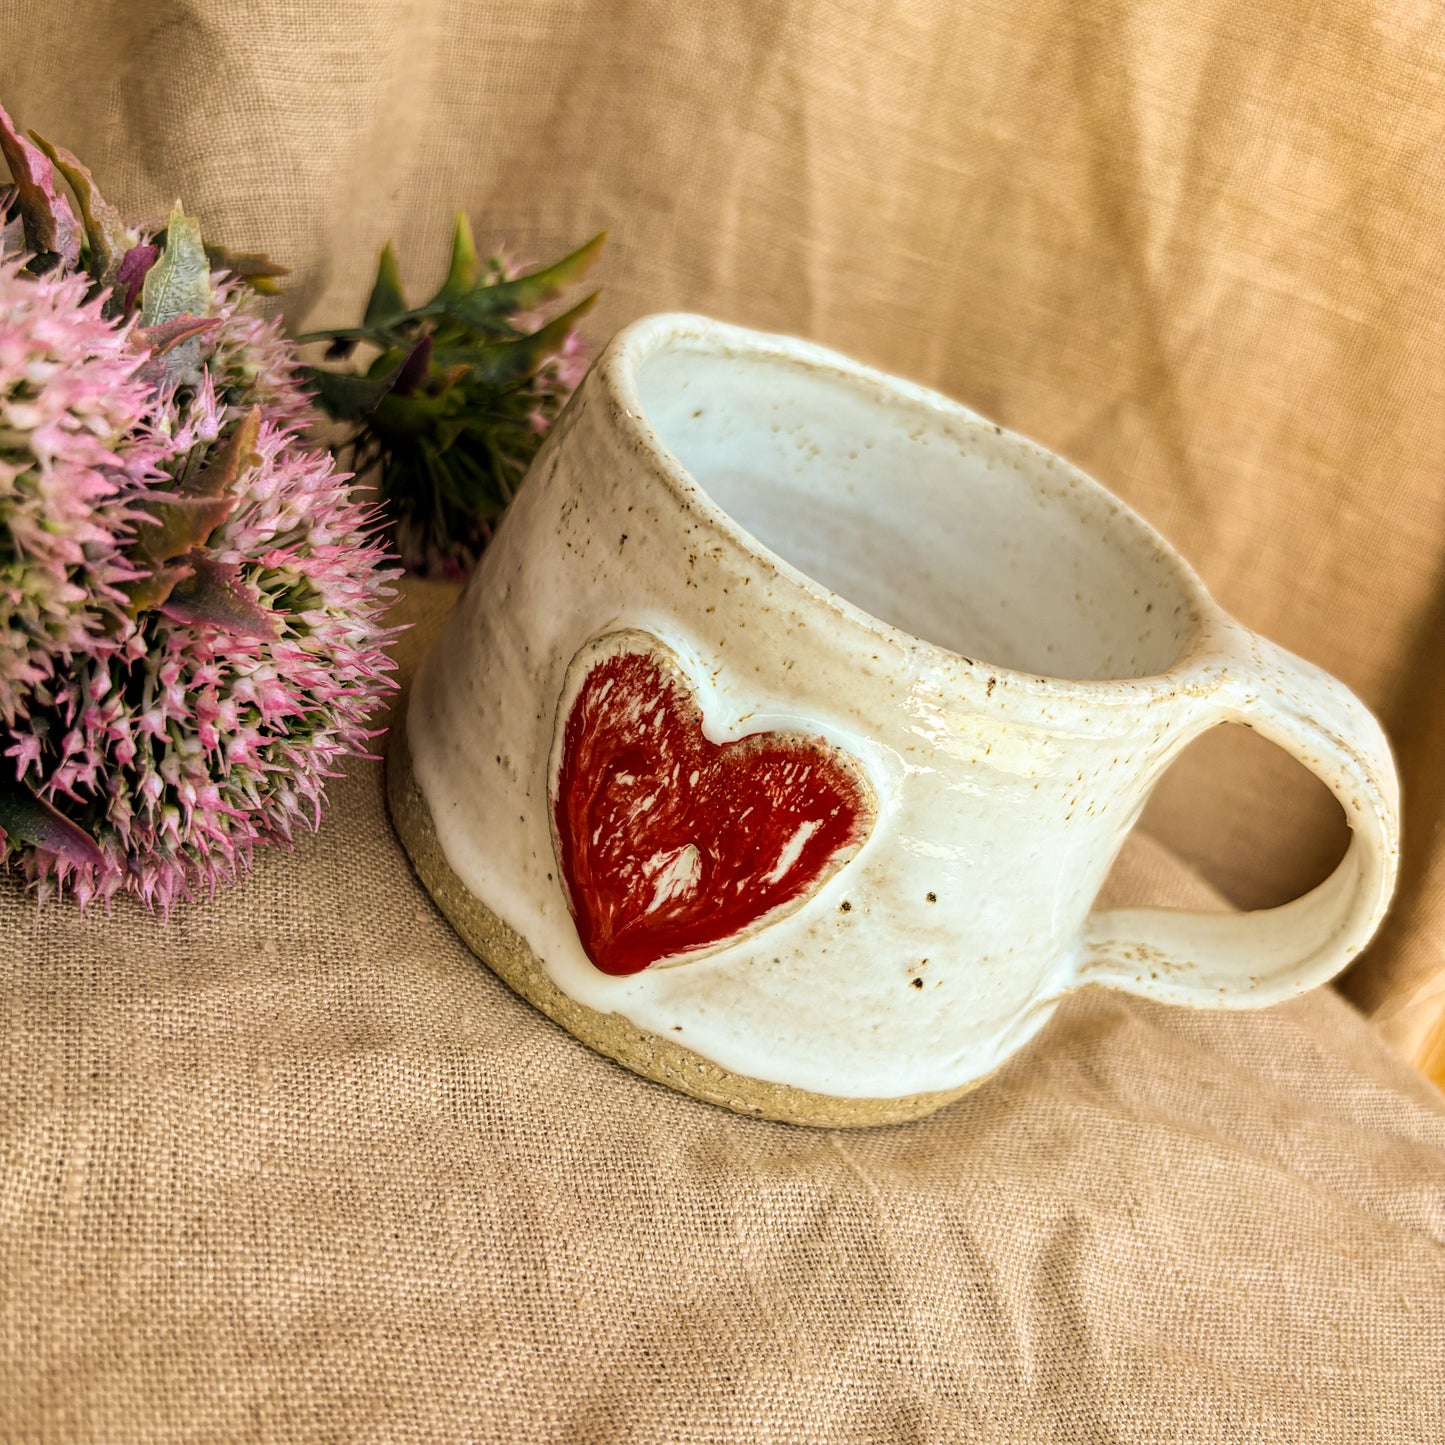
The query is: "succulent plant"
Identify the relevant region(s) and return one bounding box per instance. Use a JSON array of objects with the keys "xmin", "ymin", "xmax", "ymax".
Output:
[
  {"xmin": 302, "ymin": 214, "xmax": 602, "ymax": 577},
  {"xmin": 0, "ymin": 100, "xmax": 397, "ymax": 910}
]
